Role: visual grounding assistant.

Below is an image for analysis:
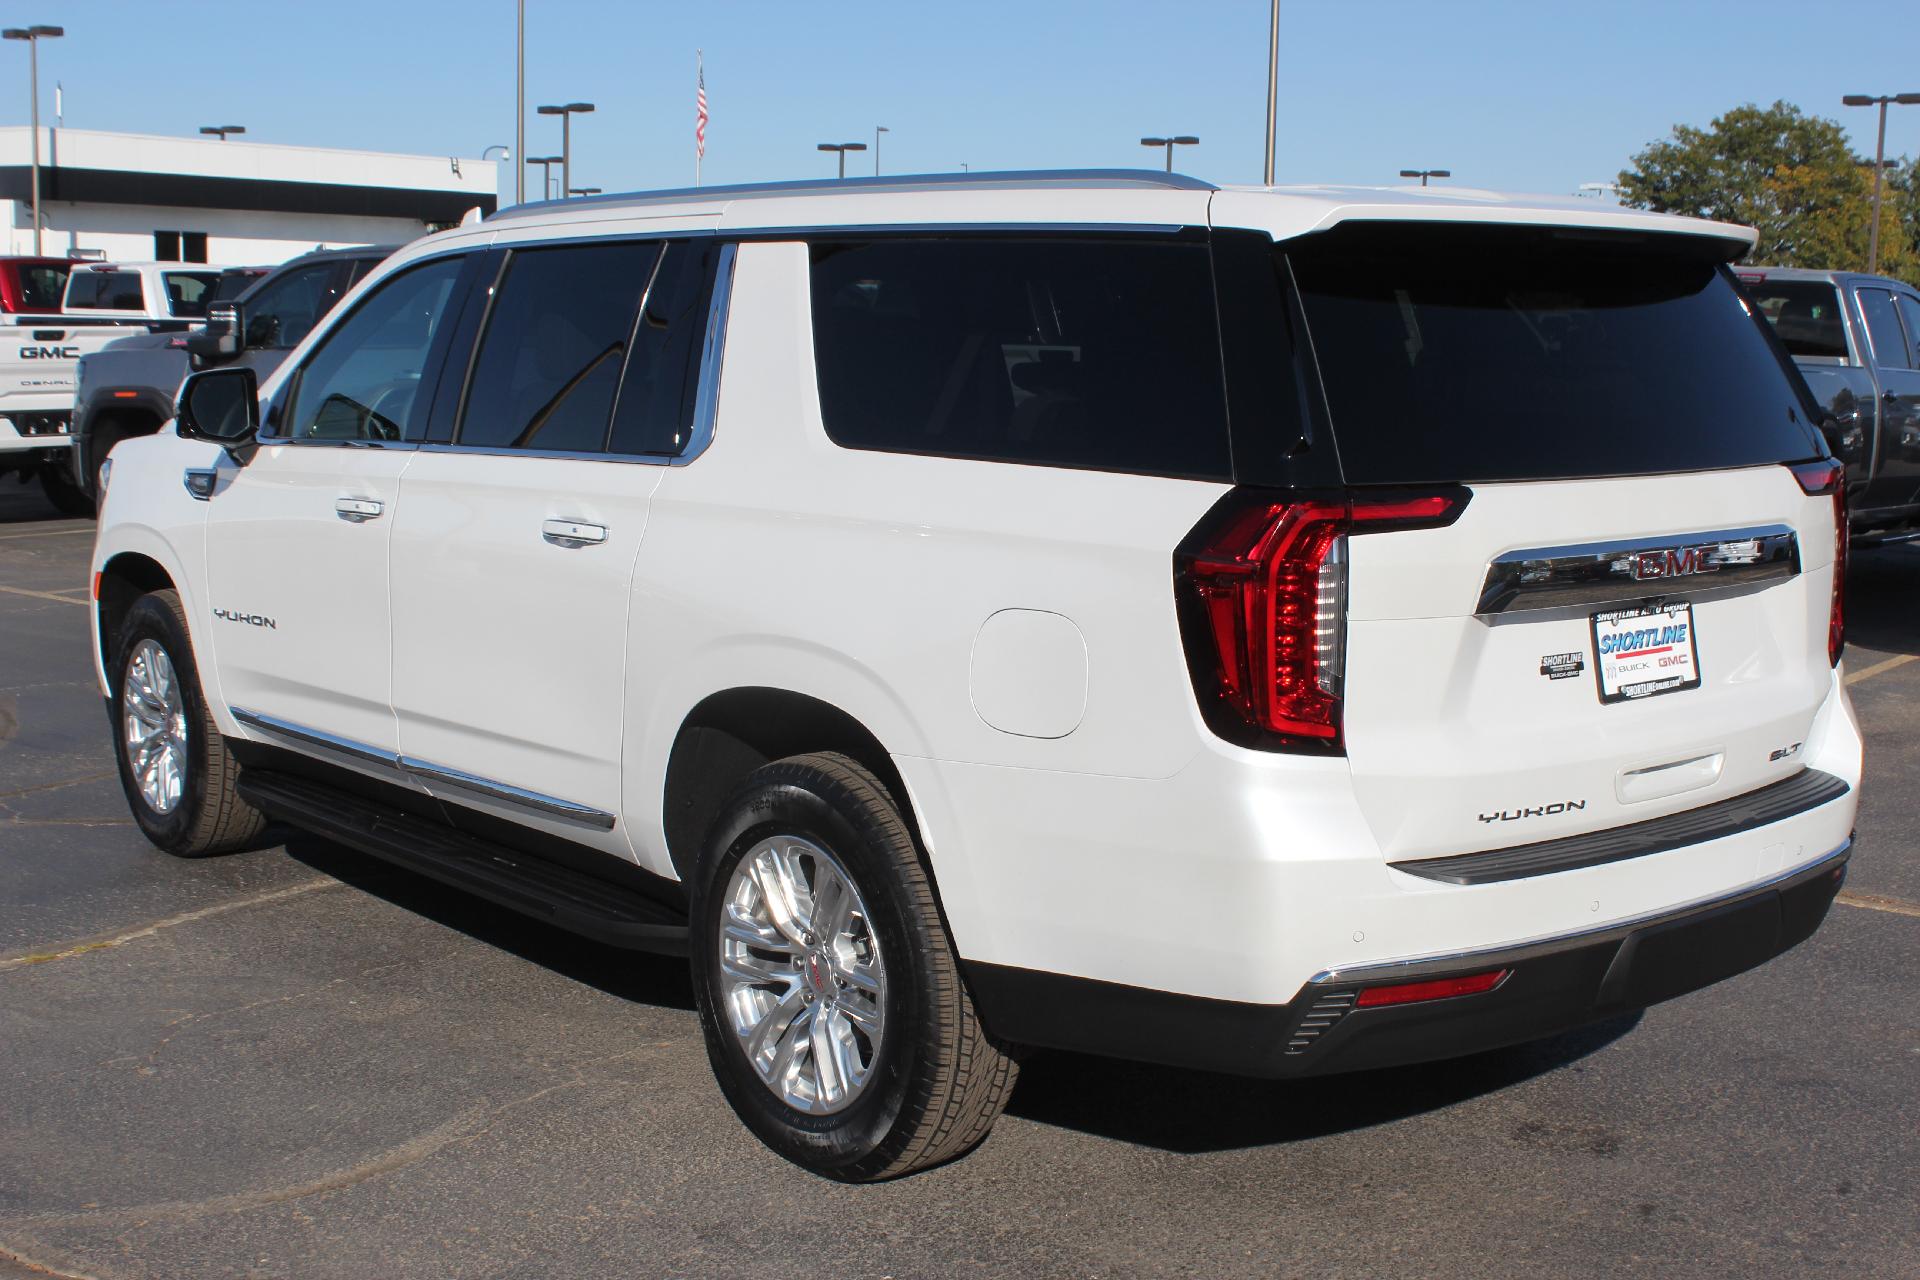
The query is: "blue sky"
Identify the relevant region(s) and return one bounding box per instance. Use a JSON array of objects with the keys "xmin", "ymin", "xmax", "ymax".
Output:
[{"xmin": 8, "ymin": 0, "xmax": 1920, "ymax": 204}]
